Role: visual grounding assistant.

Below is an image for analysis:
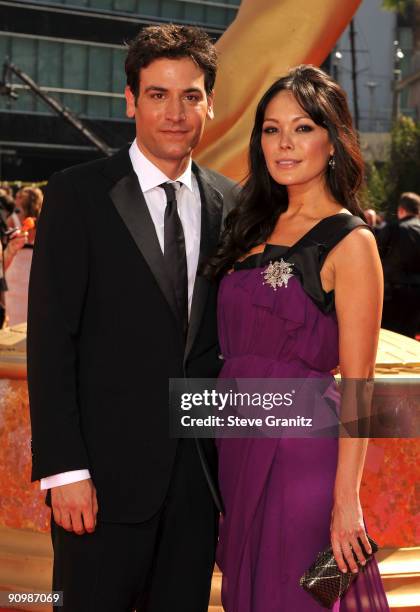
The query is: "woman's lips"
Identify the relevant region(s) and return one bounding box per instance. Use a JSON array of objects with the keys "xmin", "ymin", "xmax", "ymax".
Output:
[{"xmin": 275, "ymin": 159, "xmax": 301, "ymax": 168}]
